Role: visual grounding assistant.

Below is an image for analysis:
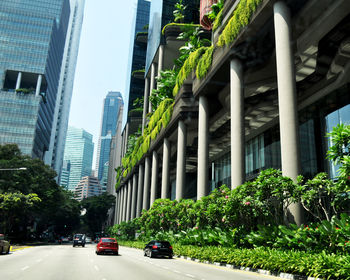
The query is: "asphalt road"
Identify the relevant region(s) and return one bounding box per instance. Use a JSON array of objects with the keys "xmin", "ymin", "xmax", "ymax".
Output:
[{"xmin": 0, "ymin": 244, "xmax": 284, "ymax": 280}]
